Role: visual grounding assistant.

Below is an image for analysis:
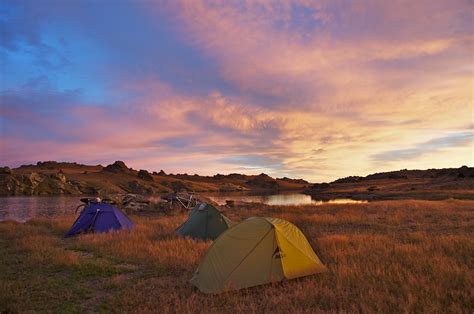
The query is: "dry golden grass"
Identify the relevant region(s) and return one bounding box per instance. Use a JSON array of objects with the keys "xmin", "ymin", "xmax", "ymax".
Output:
[{"xmin": 1, "ymin": 199, "xmax": 473, "ymax": 313}]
